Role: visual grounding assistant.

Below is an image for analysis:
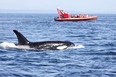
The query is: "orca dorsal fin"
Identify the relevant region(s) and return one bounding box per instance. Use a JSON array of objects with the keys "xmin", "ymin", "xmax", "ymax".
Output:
[{"xmin": 13, "ymin": 30, "xmax": 29, "ymax": 45}]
